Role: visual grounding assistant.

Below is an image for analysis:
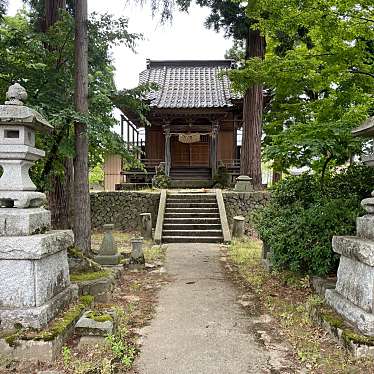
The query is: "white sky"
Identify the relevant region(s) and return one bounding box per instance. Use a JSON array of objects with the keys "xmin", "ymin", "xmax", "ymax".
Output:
[{"xmin": 7, "ymin": 0, "xmax": 233, "ymax": 90}]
